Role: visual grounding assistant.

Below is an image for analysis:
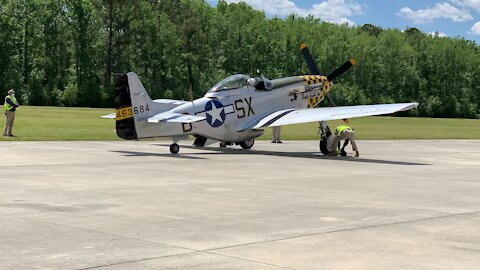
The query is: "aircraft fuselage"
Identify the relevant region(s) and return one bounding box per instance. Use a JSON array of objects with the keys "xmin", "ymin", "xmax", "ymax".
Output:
[{"xmin": 168, "ymin": 75, "xmax": 330, "ymax": 142}]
